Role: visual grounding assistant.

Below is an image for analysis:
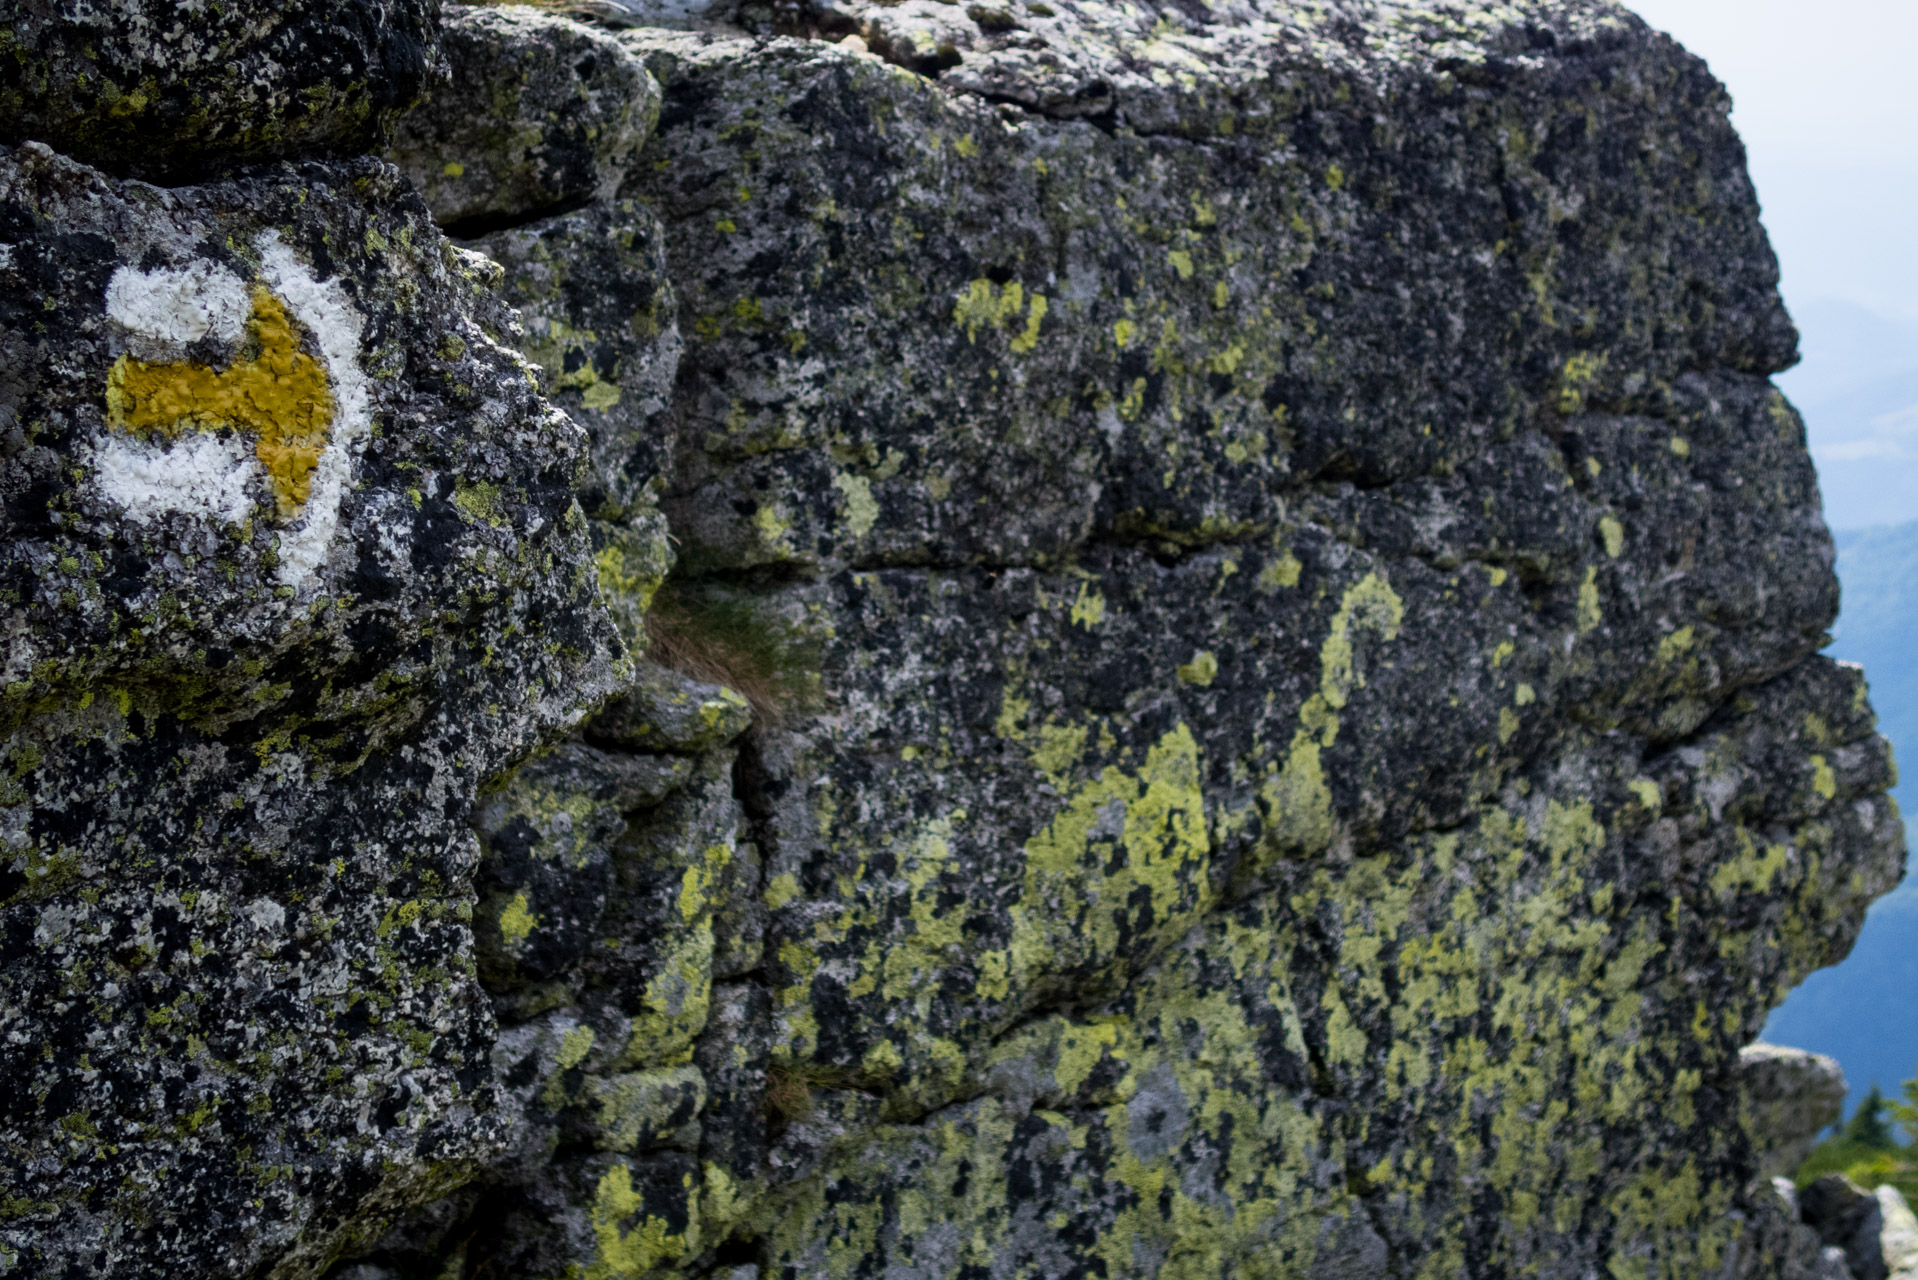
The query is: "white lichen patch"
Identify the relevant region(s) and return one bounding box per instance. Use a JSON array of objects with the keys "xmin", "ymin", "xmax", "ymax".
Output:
[{"xmin": 105, "ymin": 260, "xmax": 251, "ymax": 362}]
